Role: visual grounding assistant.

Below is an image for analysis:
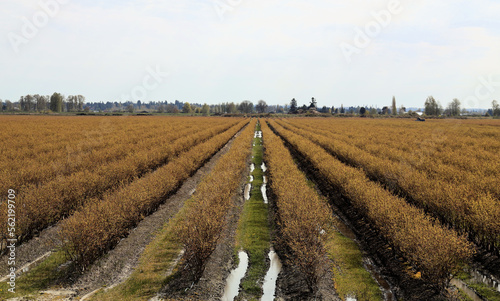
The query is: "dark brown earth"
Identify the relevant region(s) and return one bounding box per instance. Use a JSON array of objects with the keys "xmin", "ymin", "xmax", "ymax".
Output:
[{"xmin": 265, "ymin": 166, "xmax": 340, "ymax": 301}]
